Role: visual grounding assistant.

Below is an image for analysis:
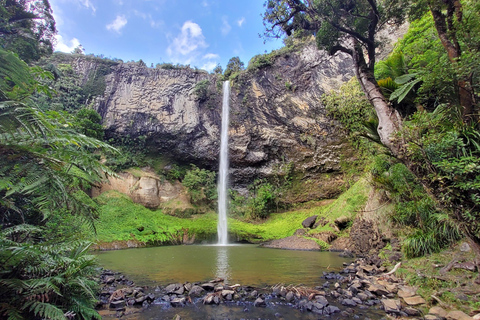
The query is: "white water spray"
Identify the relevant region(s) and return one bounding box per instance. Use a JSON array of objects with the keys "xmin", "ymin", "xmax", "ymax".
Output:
[{"xmin": 217, "ymin": 81, "xmax": 230, "ymax": 245}]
